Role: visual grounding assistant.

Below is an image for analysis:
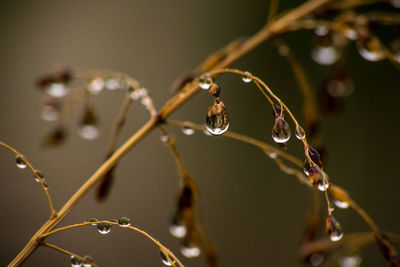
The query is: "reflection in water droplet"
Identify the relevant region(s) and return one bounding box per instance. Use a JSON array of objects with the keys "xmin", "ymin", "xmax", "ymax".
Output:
[
  {"xmin": 205, "ymin": 103, "xmax": 229, "ymax": 136},
  {"xmin": 88, "ymin": 78, "xmax": 105, "ymax": 94},
  {"xmin": 326, "ymin": 215, "xmax": 343, "ymax": 242},
  {"xmin": 339, "ymin": 255, "xmax": 362, "ymax": 267},
  {"xmin": 97, "ymin": 221, "xmax": 112, "ymax": 234},
  {"xmin": 16, "ymin": 156, "xmax": 27, "ymax": 169},
  {"xmin": 161, "ymin": 251, "xmax": 176, "ymax": 266},
  {"xmin": 118, "ymin": 217, "xmax": 131, "ymax": 227},
  {"xmin": 241, "ymin": 72, "xmax": 252, "ymax": 83},
  {"xmin": 272, "ymin": 116, "xmax": 291, "ymax": 143},
  {"xmin": 46, "ymin": 83, "xmax": 69, "ymax": 98},
  {"xmin": 71, "ymin": 256, "xmax": 83, "ymax": 267},
  {"xmin": 311, "ymin": 46, "xmax": 340, "ymax": 65},
  {"xmin": 78, "ymin": 125, "xmax": 99, "ymax": 140},
  {"xmin": 182, "ymin": 125, "xmax": 195, "ymax": 135},
  {"xmin": 181, "ymin": 244, "xmax": 201, "ymax": 258}
]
